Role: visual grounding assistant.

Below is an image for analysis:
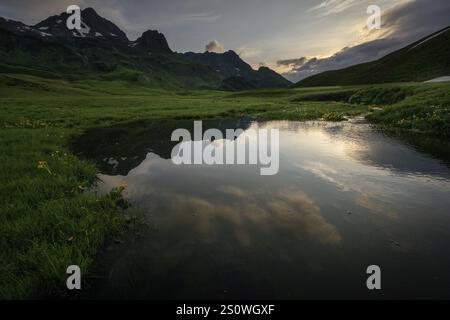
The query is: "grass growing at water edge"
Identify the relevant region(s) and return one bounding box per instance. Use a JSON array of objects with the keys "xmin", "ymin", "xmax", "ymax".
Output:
[
  {"xmin": 0, "ymin": 127, "xmax": 132, "ymax": 299},
  {"xmin": 1, "ymin": 73, "xmax": 449, "ymax": 299}
]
